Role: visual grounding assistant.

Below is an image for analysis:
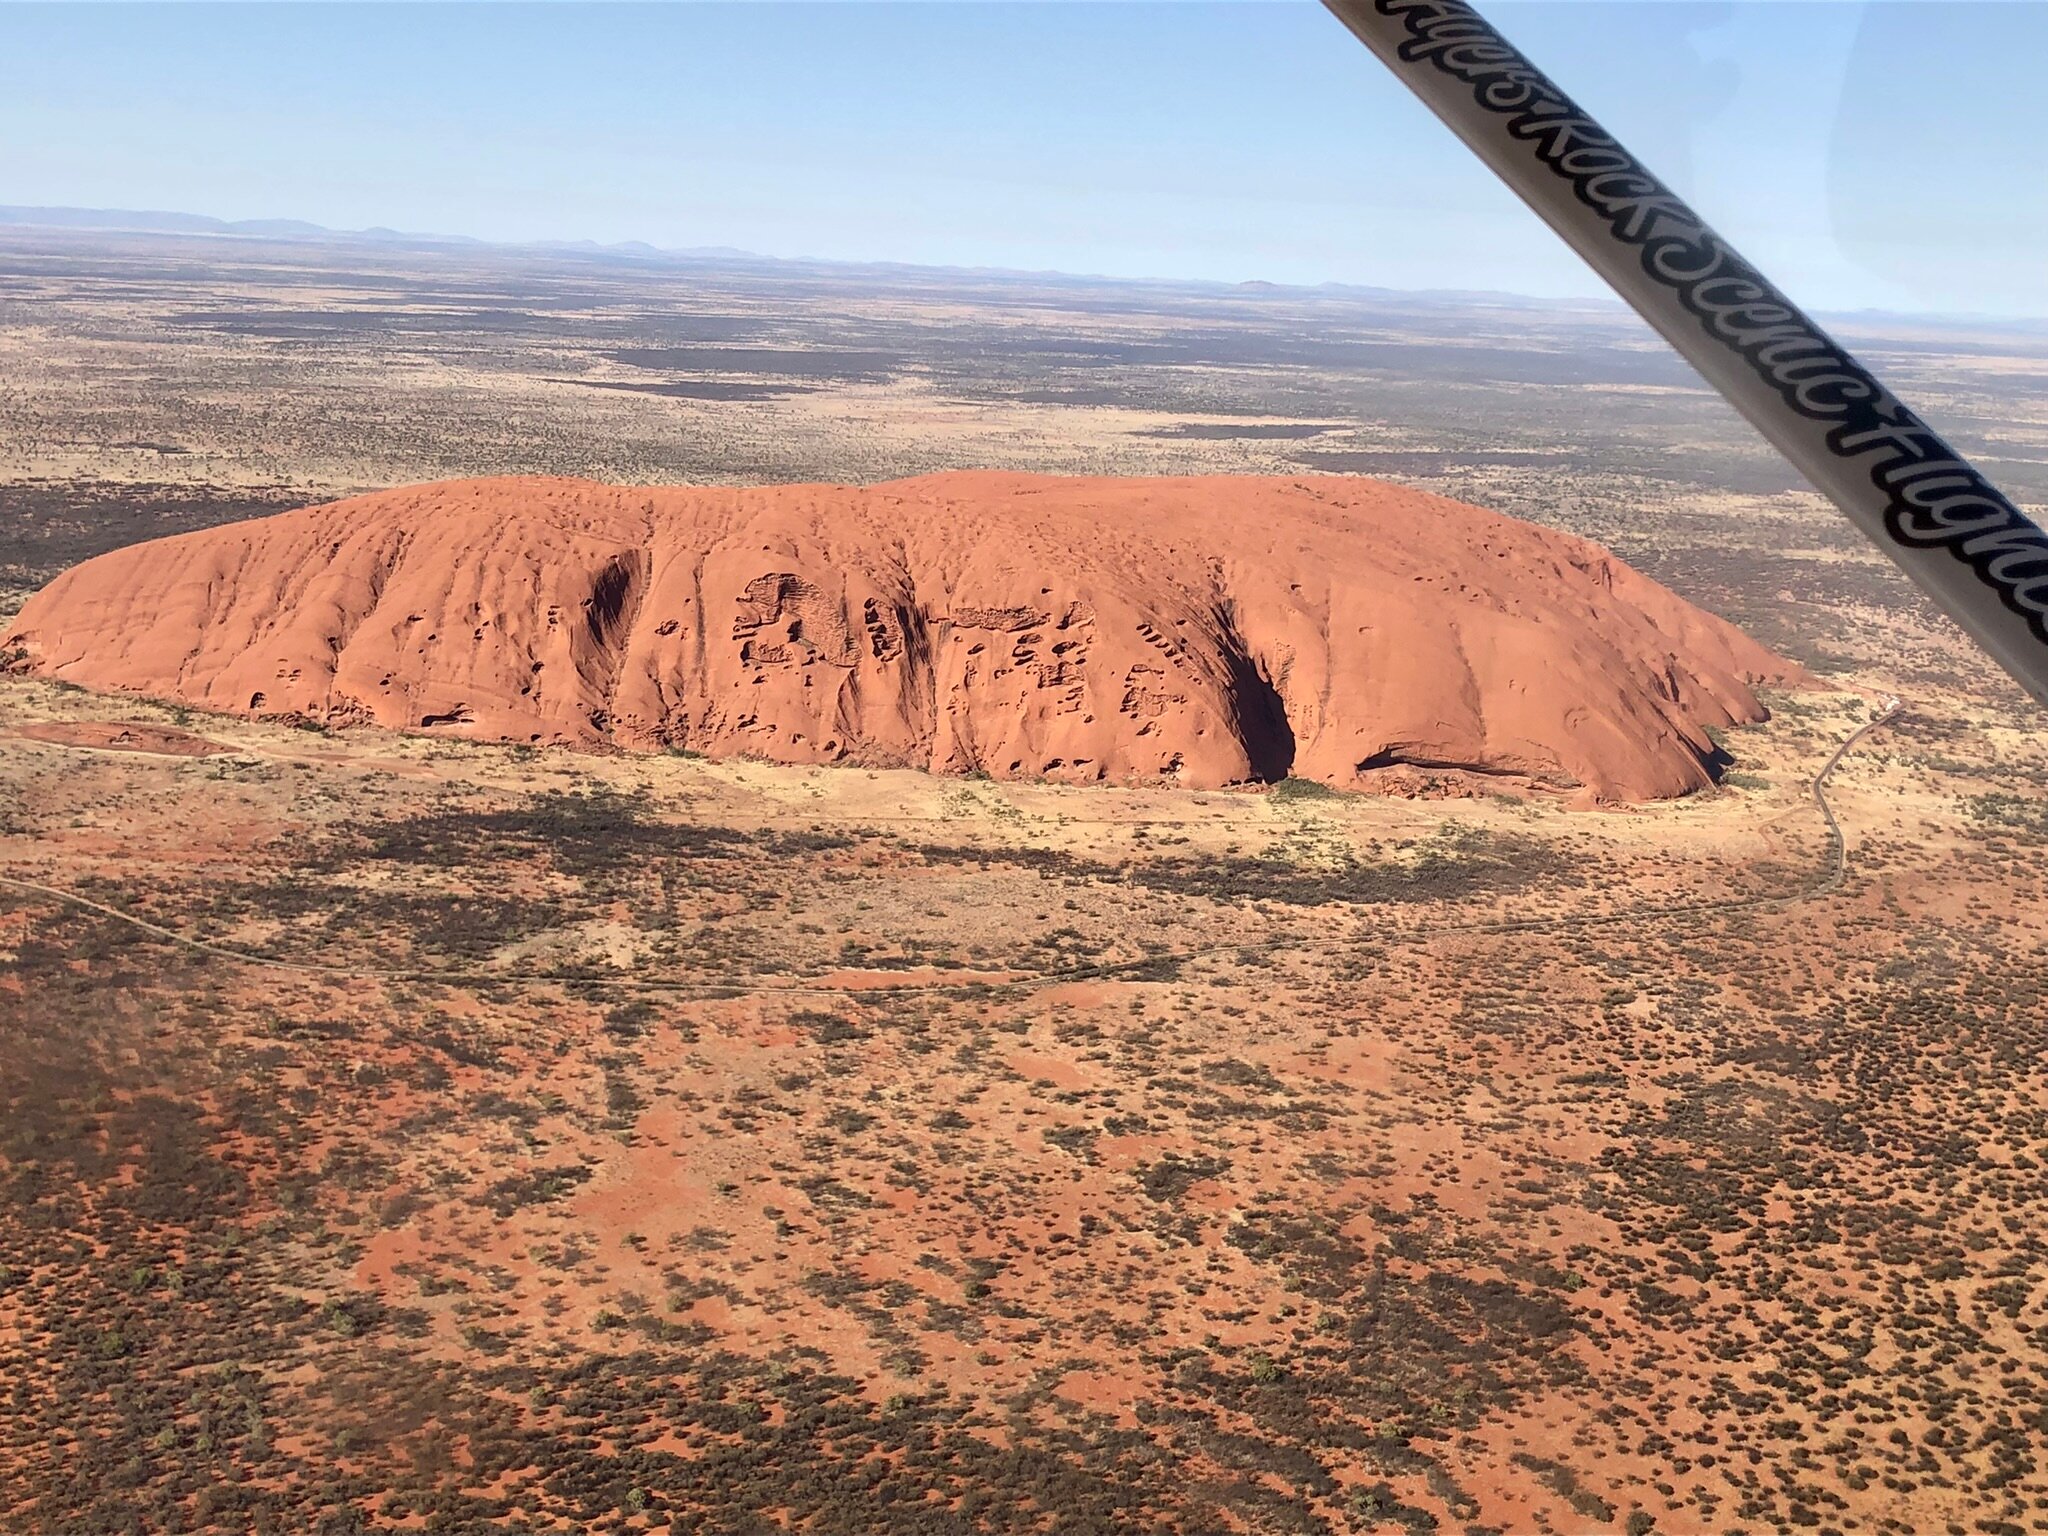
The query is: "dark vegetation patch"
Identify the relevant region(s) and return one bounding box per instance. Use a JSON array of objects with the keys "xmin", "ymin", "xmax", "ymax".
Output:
[
  {"xmin": 1139, "ymin": 1153, "xmax": 1231, "ymax": 1203},
  {"xmin": 322, "ymin": 789, "xmax": 851, "ymax": 879},
  {"xmin": 131, "ymin": 784, "xmax": 1568, "ymax": 987},
  {"xmin": 547, "ymin": 376, "xmax": 813, "ymax": 402},
  {"xmin": 166, "ymin": 306, "xmax": 574, "ymax": 338},
  {"xmin": 0, "ymin": 481, "xmax": 306, "ymax": 592},
  {"xmin": 1148, "ymin": 1226, "xmax": 1583, "ymax": 1526},
  {"xmin": 1510, "ymin": 1452, "xmax": 1616, "ymax": 1524},
  {"xmin": 1270, "ymin": 777, "xmax": 1342, "ymax": 803},
  {"xmin": 478, "ymin": 1164, "xmax": 595, "ymax": 1219},
  {"xmin": 605, "ymin": 345, "xmax": 903, "ymax": 383},
  {"xmin": 1137, "ymin": 422, "xmax": 1340, "ymax": 440},
  {"xmin": 910, "ymin": 826, "xmax": 1568, "ymax": 909},
  {"xmin": 193, "ymin": 878, "xmax": 576, "ymax": 964},
  {"xmin": 165, "ymin": 790, "xmax": 867, "ymax": 972},
  {"xmin": 1966, "ymin": 792, "xmax": 2048, "ymax": 838}
]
